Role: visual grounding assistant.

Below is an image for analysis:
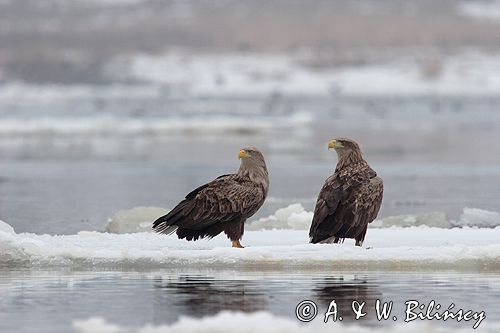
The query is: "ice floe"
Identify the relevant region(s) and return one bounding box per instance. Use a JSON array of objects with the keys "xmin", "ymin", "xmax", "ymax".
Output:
[
  {"xmin": 0, "ymin": 83, "xmax": 161, "ymax": 103},
  {"xmin": 371, "ymin": 212, "xmax": 450, "ymax": 228},
  {"xmin": 246, "ymin": 203, "xmax": 313, "ymax": 231},
  {"xmin": 105, "ymin": 207, "xmax": 169, "ymax": 234},
  {"xmin": 73, "ymin": 311, "xmax": 500, "ymax": 333},
  {"xmin": 1, "ymin": 219, "xmax": 500, "ymax": 269},
  {"xmin": 0, "ymin": 220, "xmax": 15, "ymax": 234},
  {"xmin": 453, "ymin": 207, "xmax": 500, "ymax": 228}
]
